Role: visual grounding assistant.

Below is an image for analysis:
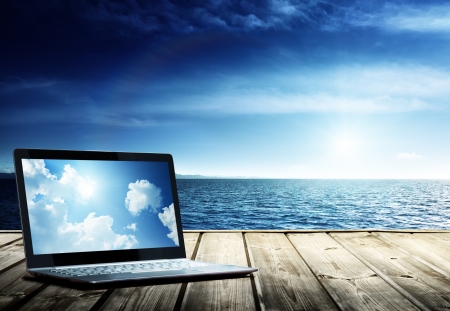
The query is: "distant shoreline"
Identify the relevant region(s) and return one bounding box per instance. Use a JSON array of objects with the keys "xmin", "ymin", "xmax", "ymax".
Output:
[
  {"xmin": 1, "ymin": 172, "xmax": 448, "ymax": 180},
  {"xmin": 175, "ymin": 174, "xmax": 265, "ymax": 179}
]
